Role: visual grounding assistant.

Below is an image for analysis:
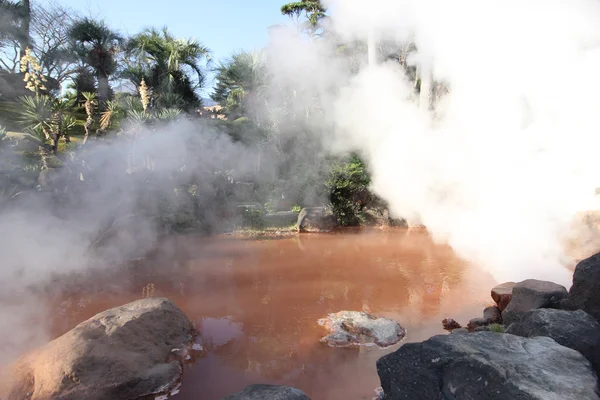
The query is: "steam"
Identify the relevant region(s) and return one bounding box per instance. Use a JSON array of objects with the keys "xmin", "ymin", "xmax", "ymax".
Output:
[{"xmin": 266, "ymin": 0, "xmax": 600, "ymax": 286}]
